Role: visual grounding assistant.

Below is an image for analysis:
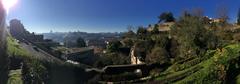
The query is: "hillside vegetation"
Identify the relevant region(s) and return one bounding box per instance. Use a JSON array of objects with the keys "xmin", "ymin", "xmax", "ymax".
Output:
[
  {"xmin": 7, "ymin": 36, "xmax": 46, "ymax": 84},
  {"xmin": 96, "ymin": 9, "xmax": 240, "ymax": 83},
  {"xmin": 6, "ymin": 36, "xmax": 97, "ymax": 84},
  {"xmin": 5, "ymin": 8, "xmax": 240, "ymax": 83},
  {"xmin": 148, "ymin": 44, "xmax": 240, "ymax": 83}
]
